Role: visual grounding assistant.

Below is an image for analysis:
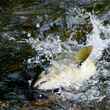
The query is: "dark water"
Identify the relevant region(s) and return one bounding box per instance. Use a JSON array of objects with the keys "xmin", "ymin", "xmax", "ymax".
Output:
[{"xmin": 0, "ymin": 0, "xmax": 110, "ymax": 109}]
